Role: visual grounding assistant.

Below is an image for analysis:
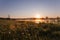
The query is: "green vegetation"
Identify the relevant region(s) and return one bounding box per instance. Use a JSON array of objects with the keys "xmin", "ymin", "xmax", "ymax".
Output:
[{"xmin": 0, "ymin": 20, "xmax": 60, "ymax": 40}]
